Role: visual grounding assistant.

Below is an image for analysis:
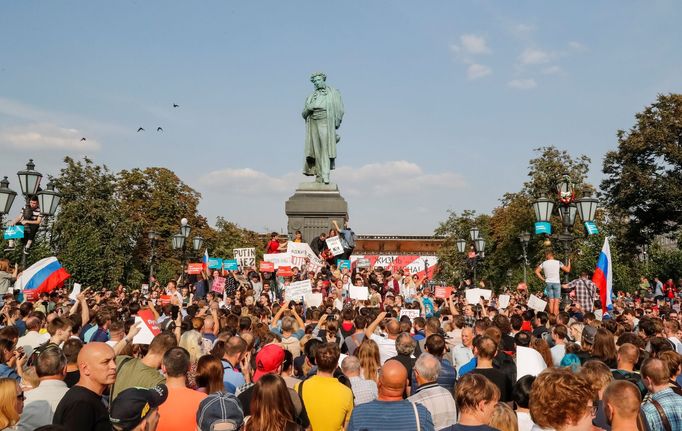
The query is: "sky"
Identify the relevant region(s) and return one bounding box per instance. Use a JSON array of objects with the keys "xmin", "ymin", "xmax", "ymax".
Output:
[{"xmin": 1, "ymin": 1, "xmax": 681, "ymax": 235}]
